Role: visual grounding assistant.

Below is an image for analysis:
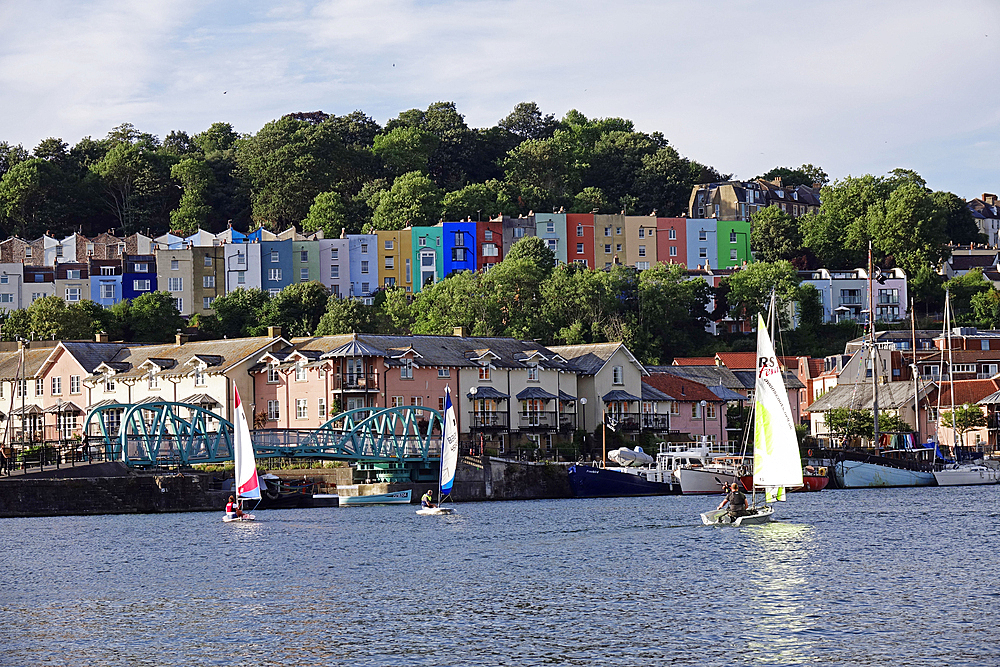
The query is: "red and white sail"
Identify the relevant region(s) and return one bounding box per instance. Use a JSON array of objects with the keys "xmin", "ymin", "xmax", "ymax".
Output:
[{"xmin": 234, "ymin": 387, "xmax": 261, "ymax": 500}]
